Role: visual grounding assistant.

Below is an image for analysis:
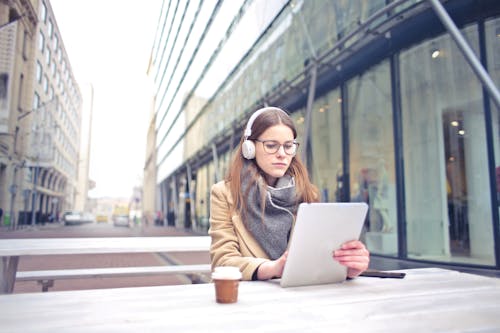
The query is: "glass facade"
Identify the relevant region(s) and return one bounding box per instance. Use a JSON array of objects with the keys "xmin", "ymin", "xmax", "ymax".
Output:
[
  {"xmin": 310, "ymin": 90, "xmax": 343, "ymax": 204},
  {"xmin": 485, "ymin": 19, "xmax": 500, "ymax": 233},
  {"xmin": 150, "ymin": 0, "xmax": 500, "ymax": 271},
  {"xmin": 347, "ymin": 61, "xmax": 398, "ymax": 255},
  {"xmin": 401, "ymin": 23, "xmax": 495, "ymax": 265}
]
